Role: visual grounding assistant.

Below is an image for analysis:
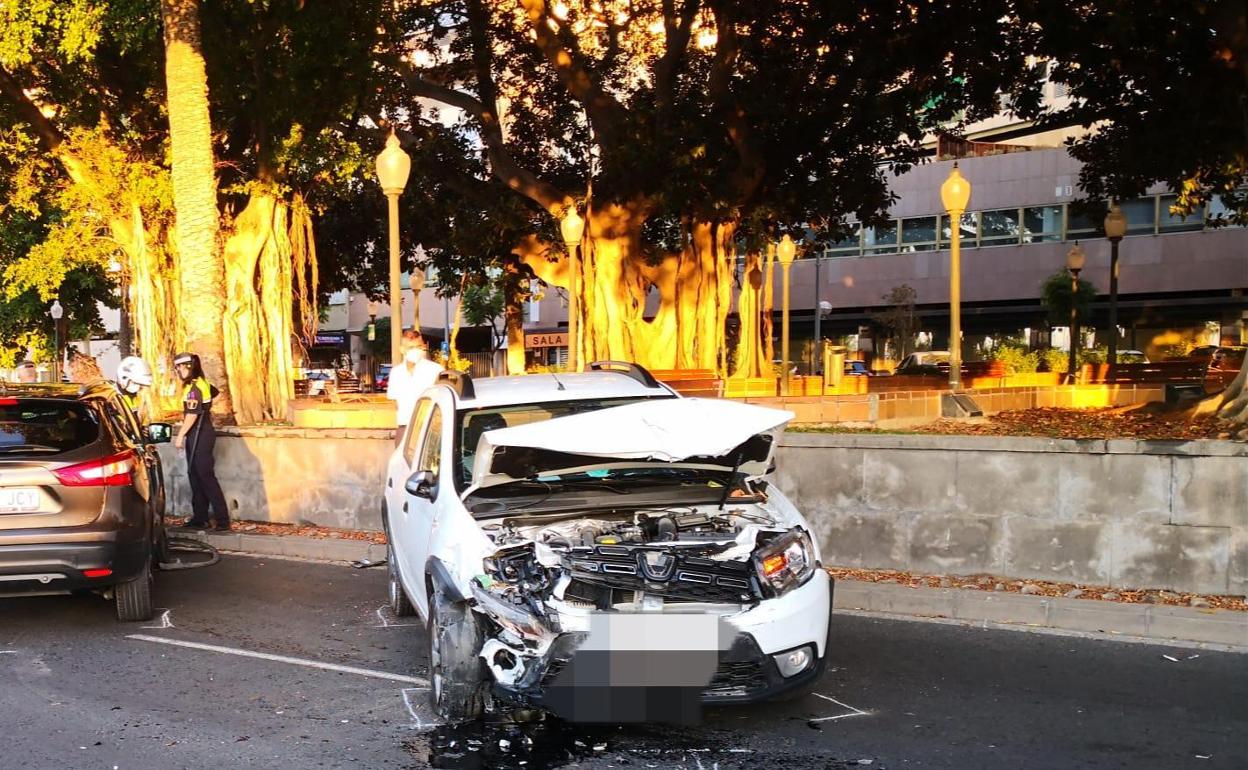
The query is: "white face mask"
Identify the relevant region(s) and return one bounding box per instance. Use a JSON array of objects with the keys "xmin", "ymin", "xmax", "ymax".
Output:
[{"xmin": 404, "ymin": 348, "xmax": 426, "ymax": 364}]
